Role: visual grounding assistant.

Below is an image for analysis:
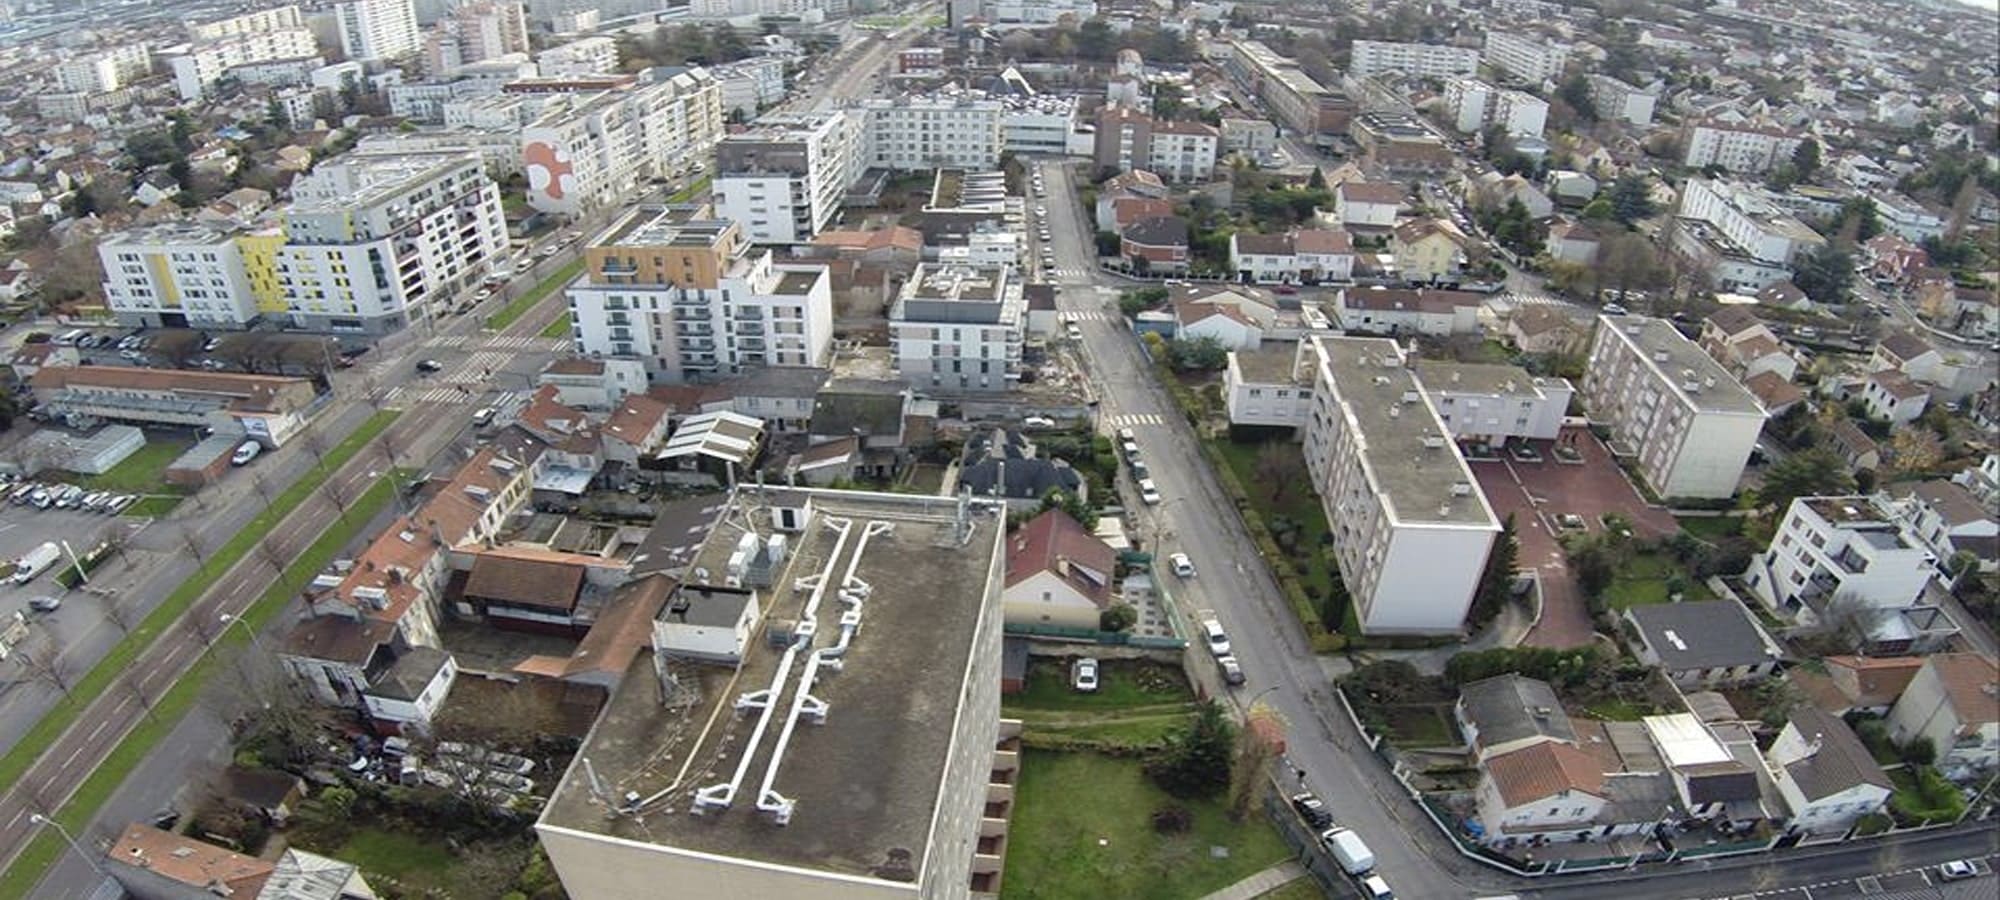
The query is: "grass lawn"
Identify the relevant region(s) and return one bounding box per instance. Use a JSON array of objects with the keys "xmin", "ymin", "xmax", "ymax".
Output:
[
  {"xmin": 1676, "ymin": 515, "xmax": 1744, "ymax": 543},
  {"xmin": 1002, "ymin": 750, "xmax": 1291, "ymax": 900},
  {"xmin": 1207, "ymin": 440, "xmax": 1340, "ymax": 603},
  {"xmin": 121, "ymin": 494, "xmax": 185, "ymax": 517},
  {"xmin": 487, "ymin": 258, "xmax": 581, "ymax": 330},
  {"xmin": 0, "ymin": 465, "xmax": 403, "ymax": 899},
  {"xmin": 667, "ymin": 175, "xmax": 713, "ymax": 204},
  {"xmin": 1380, "ymin": 703, "xmax": 1459, "ymax": 747},
  {"xmin": 1007, "ymin": 659, "xmax": 1191, "ymax": 712},
  {"xmin": 65, "ymin": 438, "xmax": 193, "ymax": 494},
  {"xmin": 1602, "ymin": 551, "xmax": 1715, "ymax": 610},
  {"xmin": 538, "ymin": 315, "xmax": 571, "ymax": 338},
  {"xmin": 1583, "ymin": 699, "xmax": 1656, "ymax": 721},
  {"xmin": 334, "ymin": 827, "xmax": 461, "ymax": 882},
  {"xmin": 1255, "ymin": 879, "xmax": 1325, "ymax": 900}
]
